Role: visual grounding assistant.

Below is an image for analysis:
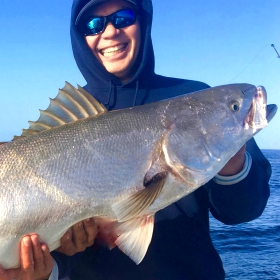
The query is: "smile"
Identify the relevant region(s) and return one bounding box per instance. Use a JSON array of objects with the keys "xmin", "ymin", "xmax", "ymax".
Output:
[{"xmin": 100, "ymin": 44, "xmax": 127, "ymax": 57}]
